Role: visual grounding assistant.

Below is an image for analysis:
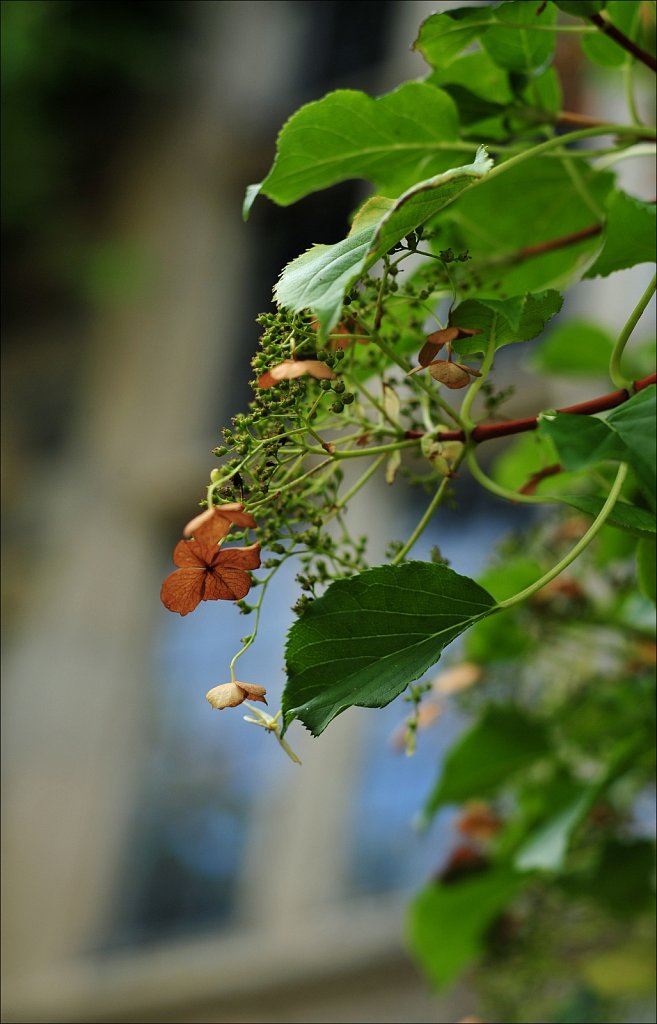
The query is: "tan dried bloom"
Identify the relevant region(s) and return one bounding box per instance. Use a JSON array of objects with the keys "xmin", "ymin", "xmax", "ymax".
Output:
[
  {"xmin": 408, "ymin": 359, "xmax": 481, "ymax": 389},
  {"xmin": 456, "ymin": 801, "xmax": 502, "ymax": 843},
  {"xmin": 206, "ymin": 681, "xmax": 267, "ymax": 710},
  {"xmin": 432, "ymin": 662, "xmax": 482, "ymax": 695},
  {"xmin": 183, "ymin": 503, "xmax": 257, "ymax": 539},
  {"xmin": 257, "ymin": 360, "xmax": 335, "ymax": 389}
]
